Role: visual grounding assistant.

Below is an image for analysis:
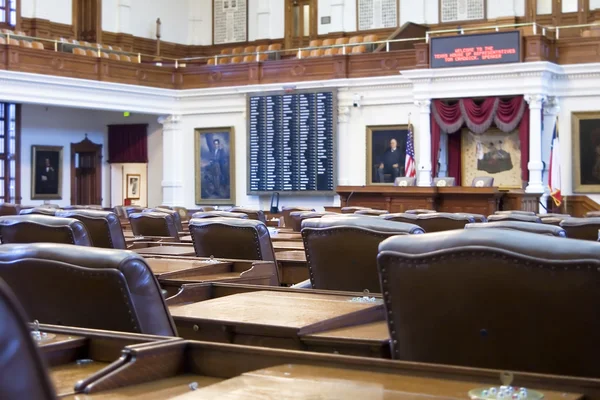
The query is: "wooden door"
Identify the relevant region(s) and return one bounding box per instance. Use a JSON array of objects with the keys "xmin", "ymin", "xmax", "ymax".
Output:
[
  {"xmin": 527, "ymin": 0, "xmax": 589, "ymax": 27},
  {"xmin": 73, "ymin": 0, "xmax": 102, "ymax": 43},
  {"xmin": 285, "ymin": 0, "xmax": 318, "ymax": 49},
  {"xmin": 70, "ymin": 136, "xmax": 102, "ymax": 206}
]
